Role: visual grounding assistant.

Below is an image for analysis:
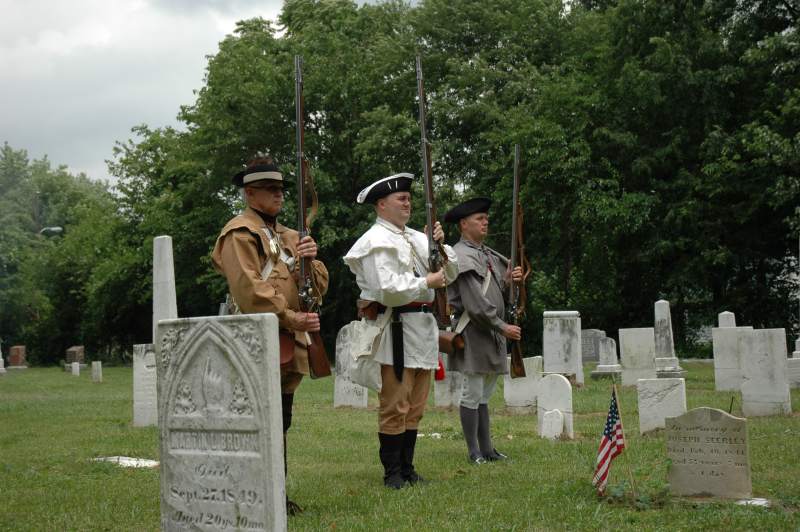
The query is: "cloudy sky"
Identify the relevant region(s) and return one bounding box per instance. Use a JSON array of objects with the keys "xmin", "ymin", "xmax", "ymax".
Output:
[{"xmin": 0, "ymin": 0, "xmax": 284, "ymax": 184}]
